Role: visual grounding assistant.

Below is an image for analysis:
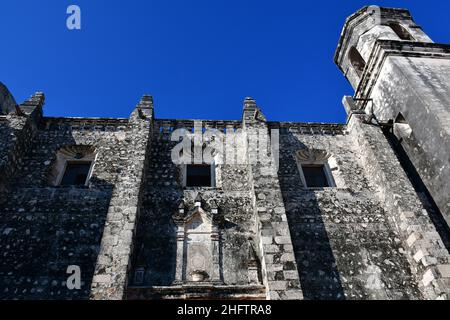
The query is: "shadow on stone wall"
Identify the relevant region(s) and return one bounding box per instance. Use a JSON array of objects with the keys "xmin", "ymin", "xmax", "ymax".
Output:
[
  {"xmin": 0, "ymin": 119, "xmax": 25, "ymax": 190},
  {"xmin": 277, "ymin": 131, "xmax": 345, "ymax": 300},
  {"xmin": 384, "ymin": 128, "xmax": 450, "ymax": 252},
  {"xmin": 0, "ymin": 127, "xmax": 114, "ymax": 299},
  {"xmin": 128, "ymin": 136, "xmax": 183, "ymax": 287},
  {"xmin": 130, "ymin": 197, "xmax": 180, "ymax": 286},
  {"xmin": 0, "ymin": 121, "xmax": 13, "ymax": 171}
]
